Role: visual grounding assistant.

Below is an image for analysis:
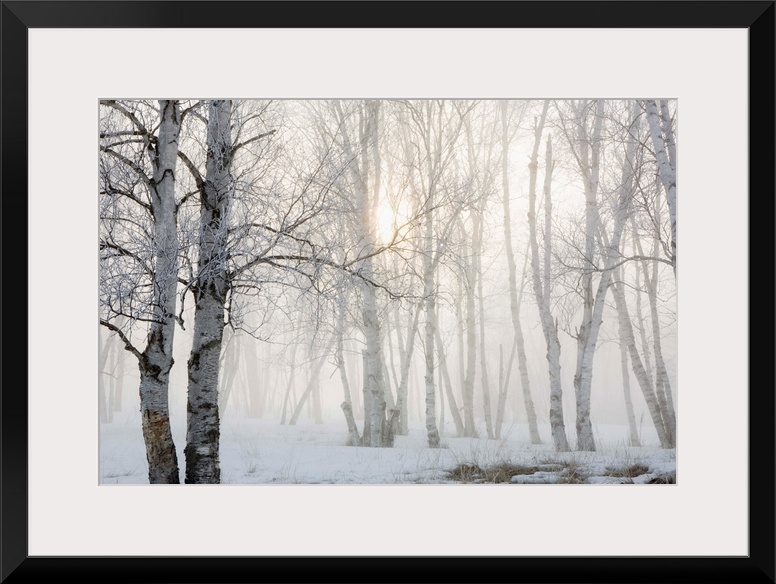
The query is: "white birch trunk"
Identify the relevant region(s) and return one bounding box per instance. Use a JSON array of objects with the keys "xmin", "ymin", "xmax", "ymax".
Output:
[
  {"xmin": 185, "ymin": 100, "xmax": 233, "ymax": 484},
  {"xmin": 112, "ymin": 329, "xmax": 125, "ymax": 413},
  {"xmin": 501, "ymin": 101, "xmax": 542, "ymax": 444},
  {"xmin": 575, "ymin": 136, "xmax": 635, "ymax": 451},
  {"xmin": 137, "ymin": 99, "xmax": 182, "ymax": 483},
  {"xmin": 474, "ymin": 208, "xmax": 494, "ymax": 439},
  {"xmin": 525, "ymin": 102, "xmax": 569, "ymax": 451},
  {"xmin": 279, "ymin": 341, "xmax": 296, "ymax": 425},
  {"xmin": 571, "ymin": 100, "xmax": 605, "ymax": 452},
  {"xmin": 360, "ymin": 351, "xmax": 372, "ymax": 444},
  {"xmin": 461, "ymin": 219, "xmax": 478, "ymax": 438},
  {"xmin": 494, "ymin": 342, "xmax": 516, "ymax": 440},
  {"xmin": 423, "ymin": 213, "xmax": 441, "ymax": 447},
  {"xmin": 632, "ymin": 247, "xmax": 655, "ymax": 388},
  {"xmin": 633, "ymin": 216, "xmax": 676, "ymax": 447},
  {"xmin": 434, "ymin": 319, "xmax": 465, "ymax": 436},
  {"xmin": 644, "ymin": 99, "xmax": 677, "ymax": 275},
  {"xmin": 380, "ymin": 343, "xmax": 396, "ymax": 412},
  {"xmin": 348, "ymin": 339, "xmax": 362, "ymax": 418},
  {"xmin": 336, "ymin": 101, "xmax": 386, "ymax": 446},
  {"xmin": 99, "ymin": 332, "xmax": 112, "ymax": 424},
  {"xmin": 611, "ymin": 280, "xmax": 670, "ymax": 448},
  {"xmin": 456, "ymin": 277, "xmax": 466, "ymax": 414},
  {"xmin": 336, "ymin": 300, "xmax": 354, "ymax": 407},
  {"xmin": 395, "ymin": 306, "xmax": 422, "ymax": 435},
  {"xmin": 615, "ymin": 265, "xmax": 641, "ymax": 447},
  {"xmin": 421, "ymin": 103, "xmax": 442, "ymax": 448},
  {"xmin": 648, "ymin": 196, "xmax": 677, "ymax": 446},
  {"xmin": 341, "ymin": 401, "xmax": 361, "ymax": 446}
]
